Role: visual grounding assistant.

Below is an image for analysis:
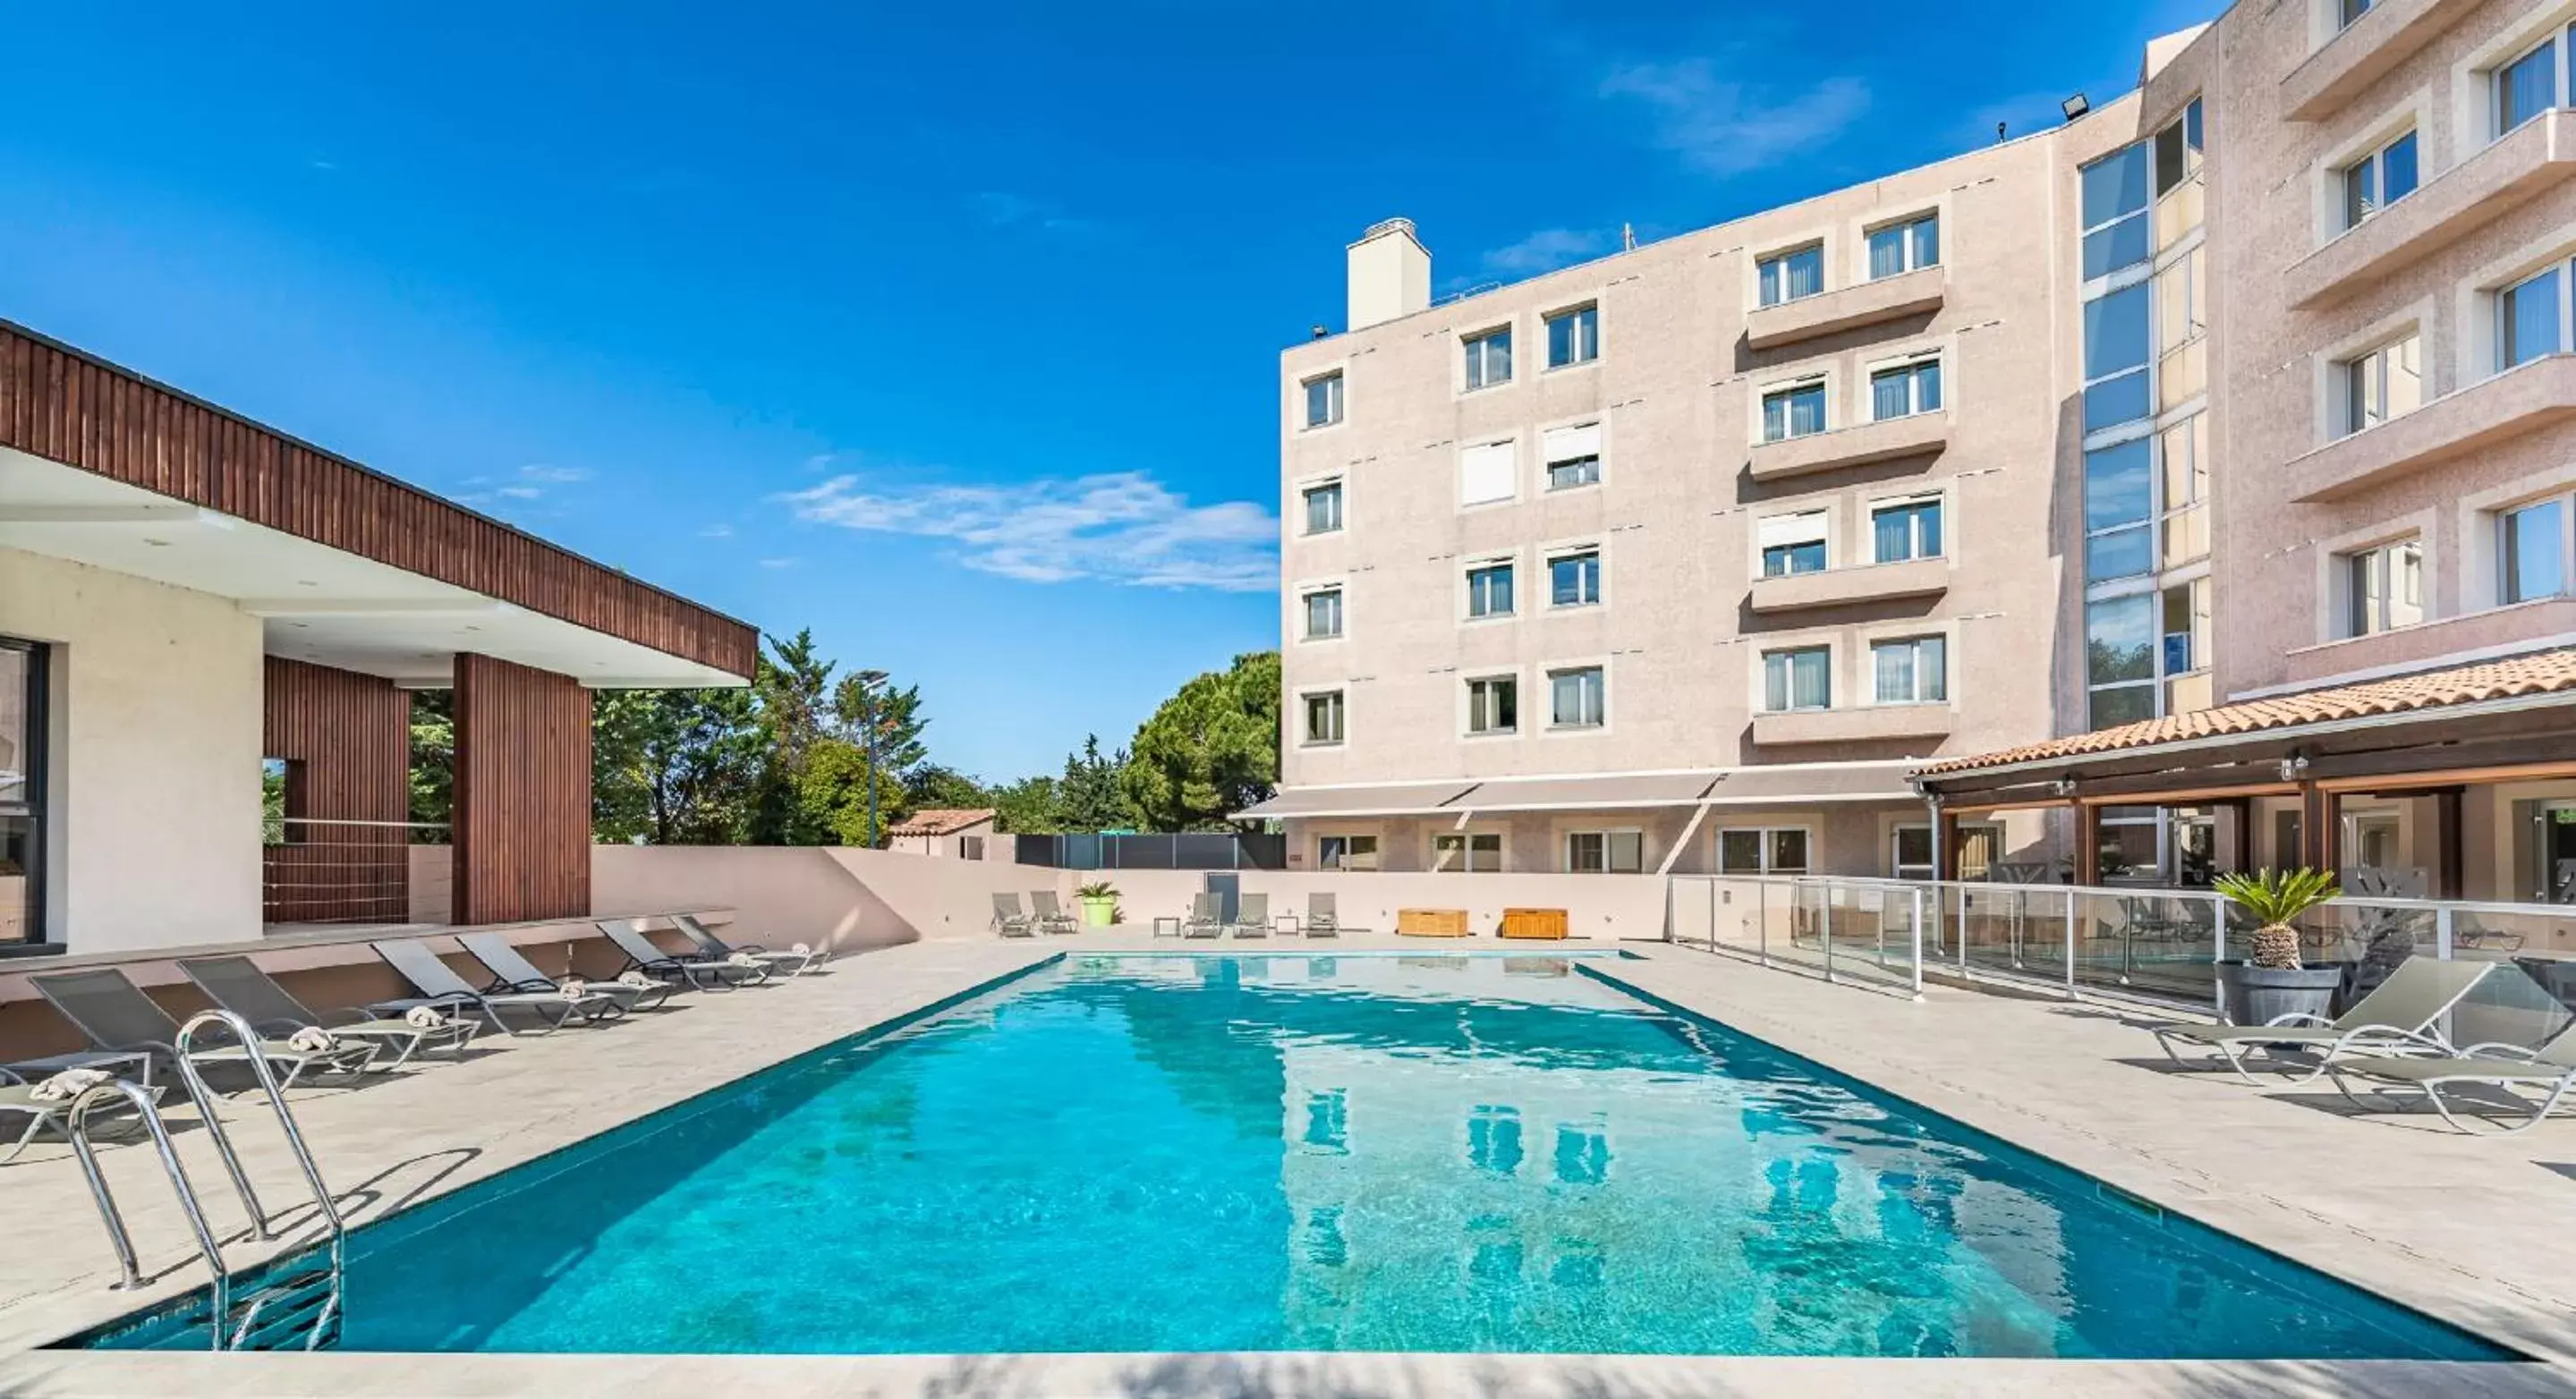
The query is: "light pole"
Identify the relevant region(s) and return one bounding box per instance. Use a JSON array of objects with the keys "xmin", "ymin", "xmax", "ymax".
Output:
[{"xmin": 853, "ymin": 668, "xmax": 890, "ymax": 849}]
